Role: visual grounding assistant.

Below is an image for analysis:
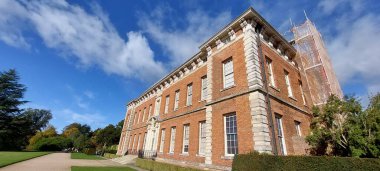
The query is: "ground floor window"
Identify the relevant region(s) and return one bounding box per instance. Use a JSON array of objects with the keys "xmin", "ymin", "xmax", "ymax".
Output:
[
  {"xmin": 224, "ymin": 114, "xmax": 238, "ymax": 156},
  {"xmin": 159, "ymin": 129, "xmax": 165, "ymax": 153},
  {"xmin": 169, "ymin": 127, "xmax": 176, "ymax": 153},
  {"xmin": 182, "ymin": 124, "xmax": 190, "ymax": 153},
  {"xmin": 275, "ymin": 115, "xmax": 287, "ymax": 155},
  {"xmin": 199, "ymin": 121, "xmax": 206, "ymax": 155}
]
